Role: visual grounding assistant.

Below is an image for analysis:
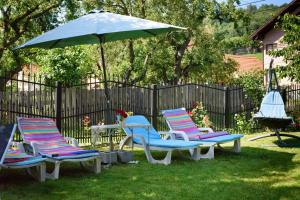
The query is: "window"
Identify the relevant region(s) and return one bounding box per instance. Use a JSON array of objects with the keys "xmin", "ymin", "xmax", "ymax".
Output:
[{"xmin": 266, "ymin": 43, "xmax": 277, "ymax": 53}]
